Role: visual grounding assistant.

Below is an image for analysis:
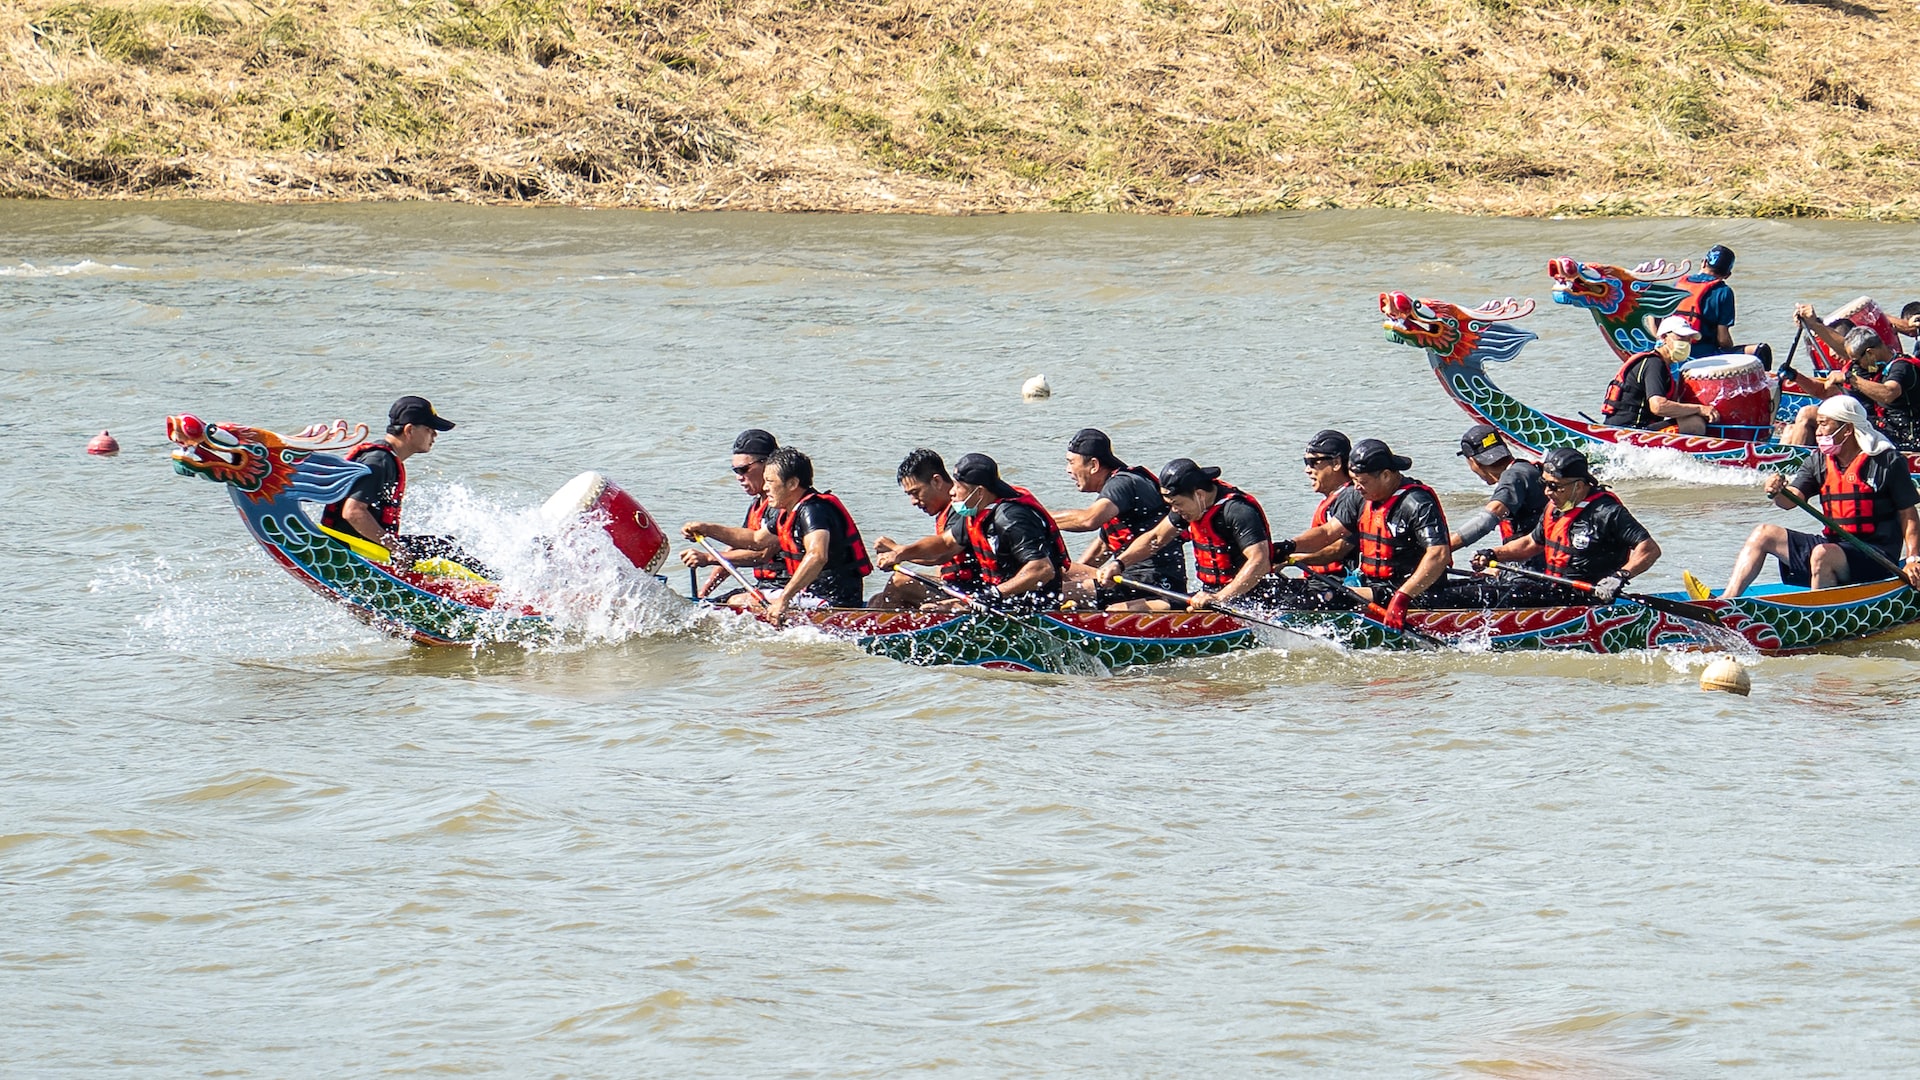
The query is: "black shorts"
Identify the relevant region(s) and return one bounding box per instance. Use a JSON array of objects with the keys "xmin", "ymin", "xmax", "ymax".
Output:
[{"xmin": 1779, "ymin": 529, "xmax": 1897, "ymax": 588}]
